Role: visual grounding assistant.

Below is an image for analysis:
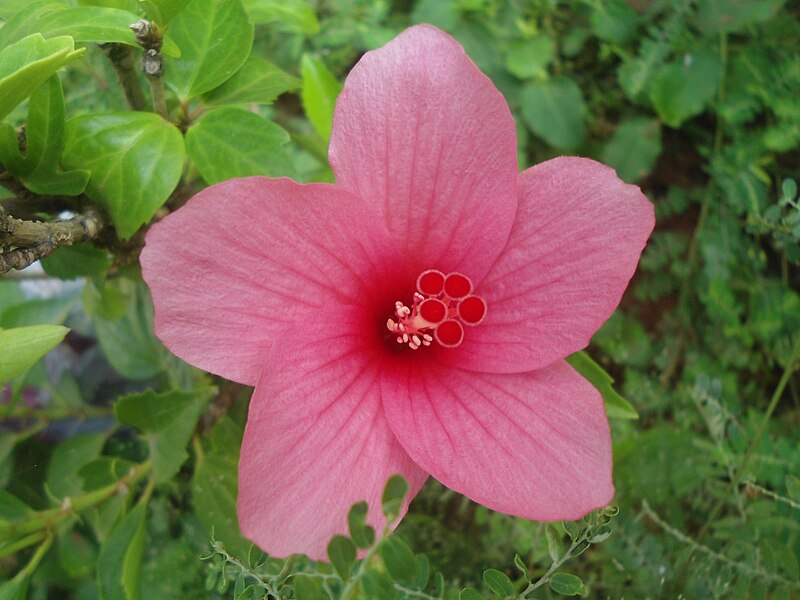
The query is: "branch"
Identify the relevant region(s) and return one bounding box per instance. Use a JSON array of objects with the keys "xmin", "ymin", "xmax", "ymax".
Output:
[
  {"xmin": 131, "ymin": 20, "xmax": 168, "ymax": 118},
  {"xmin": 0, "ymin": 204, "xmax": 105, "ymax": 274},
  {"xmin": 101, "ymin": 42, "xmax": 147, "ymax": 111}
]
